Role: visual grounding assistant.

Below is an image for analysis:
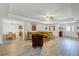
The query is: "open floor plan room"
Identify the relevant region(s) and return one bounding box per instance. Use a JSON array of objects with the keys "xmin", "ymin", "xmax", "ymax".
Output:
[{"xmin": 0, "ymin": 3, "xmax": 79, "ymax": 56}]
